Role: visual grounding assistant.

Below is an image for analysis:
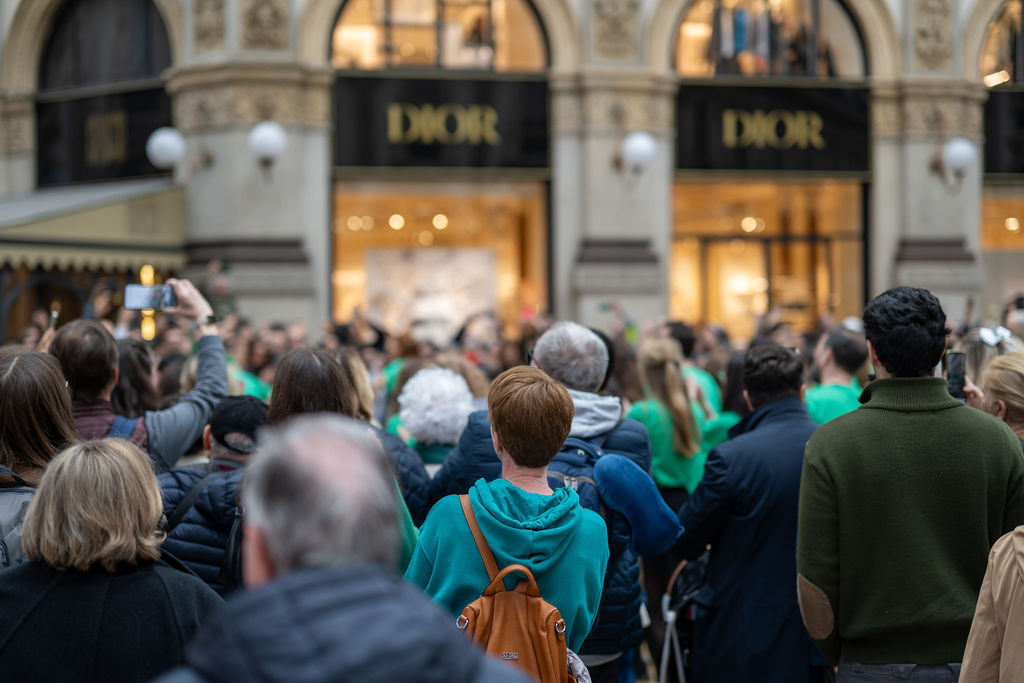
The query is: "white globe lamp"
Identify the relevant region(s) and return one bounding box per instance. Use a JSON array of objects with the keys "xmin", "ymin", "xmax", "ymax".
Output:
[
  {"xmin": 620, "ymin": 131, "xmax": 658, "ymax": 173},
  {"xmin": 941, "ymin": 137, "xmax": 977, "ymax": 177},
  {"xmin": 248, "ymin": 121, "xmax": 287, "ymax": 173},
  {"xmin": 145, "ymin": 127, "xmax": 186, "ymax": 170}
]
